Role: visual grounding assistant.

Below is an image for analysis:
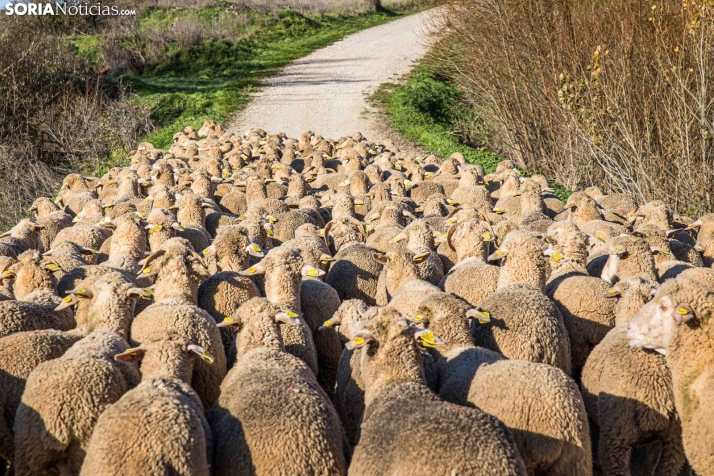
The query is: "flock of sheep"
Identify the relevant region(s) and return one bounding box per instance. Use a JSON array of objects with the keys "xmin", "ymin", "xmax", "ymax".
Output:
[{"xmin": 0, "ymin": 119, "xmax": 712, "ymax": 475}]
